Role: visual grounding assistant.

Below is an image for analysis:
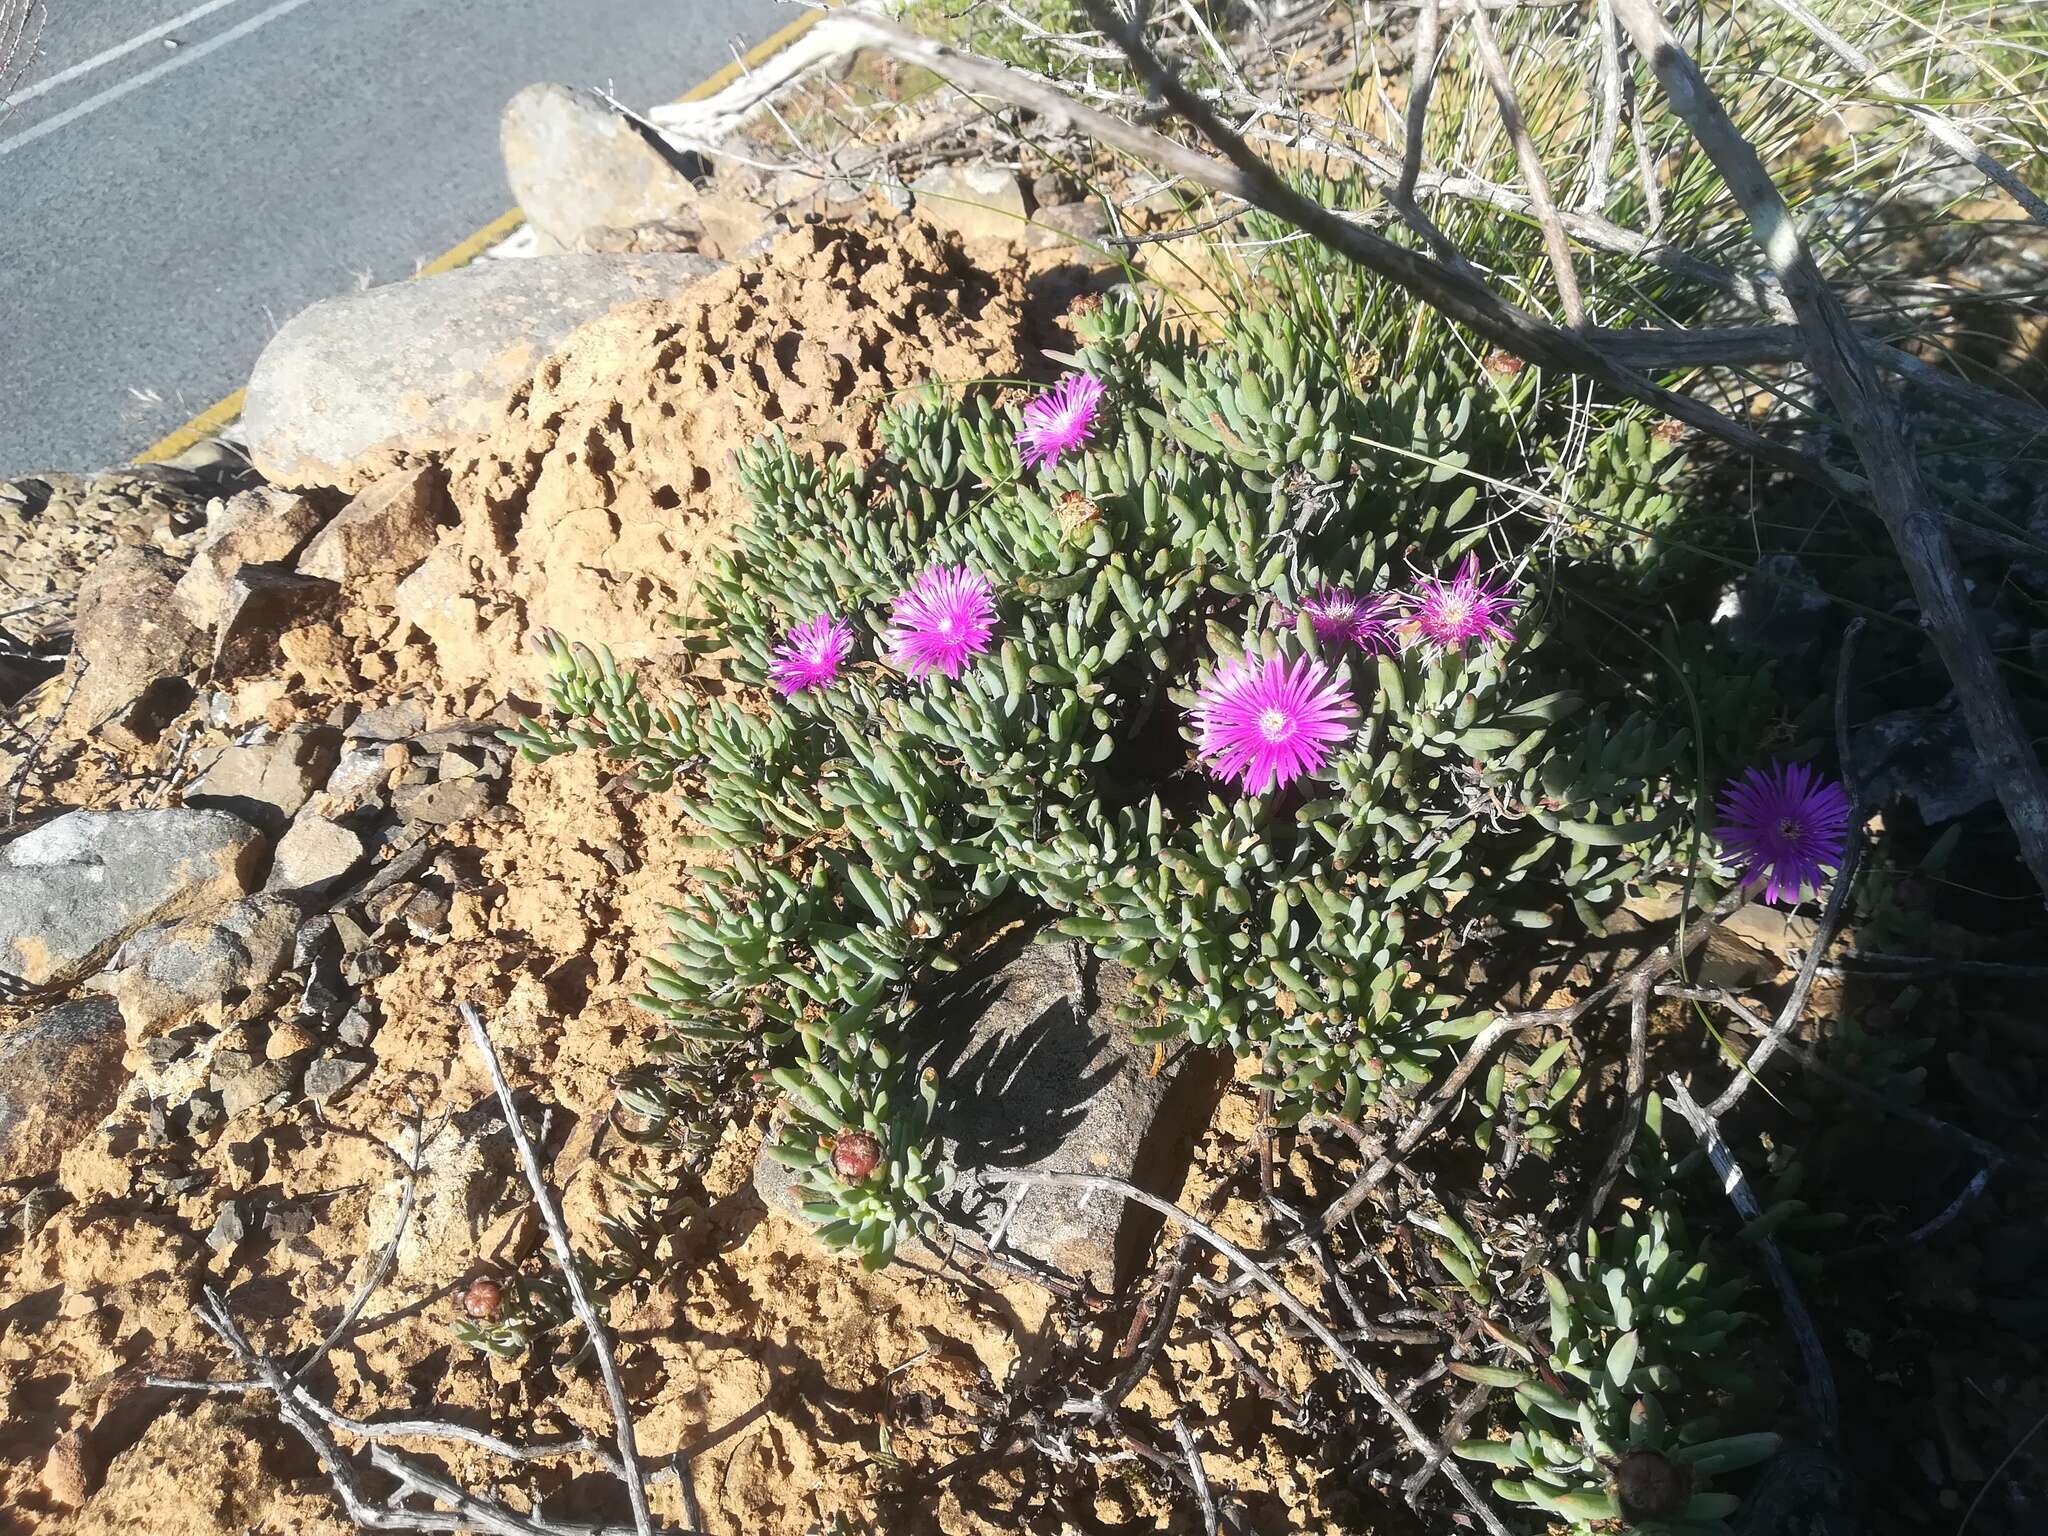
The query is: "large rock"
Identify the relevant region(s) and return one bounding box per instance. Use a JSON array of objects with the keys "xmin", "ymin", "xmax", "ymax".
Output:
[
  {"xmin": 0, "ymin": 998, "xmax": 127, "ymax": 1180},
  {"xmin": 295, "ymin": 464, "xmax": 445, "ymax": 585},
  {"xmin": 265, "ymin": 814, "xmax": 366, "ymax": 899},
  {"xmin": 0, "ymin": 810, "xmax": 264, "ymax": 992},
  {"xmin": 63, "ymin": 547, "xmax": 209, "ymax": 746},
  {"xmin": 241, "ymin": 253, "xmax": 720, "ymax": 491},
  {"xmin": 502, "ymin": 83, "xmax": 707, "ymax": 255},
  {"xmin": 96, "ymin": 895, "xmax": 300, "ymax": 1040},
  {"xmin": 172, "ymin": 486, "xmax": 325, "ymax": 631},
  {"xmin": 756, "ymin": 941, "xmax": 1219, "ymax": 1288},
  {"xmin": 211, "ymin": 564, "xmax": 337, "ymax": 678}
]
